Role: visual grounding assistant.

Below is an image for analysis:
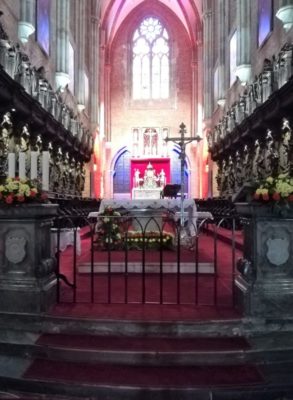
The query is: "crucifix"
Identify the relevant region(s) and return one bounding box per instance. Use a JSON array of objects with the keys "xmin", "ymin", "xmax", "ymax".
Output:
[{"xmin": 165, "ymin": 123, "xmax": 202, "ymax": 227}]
